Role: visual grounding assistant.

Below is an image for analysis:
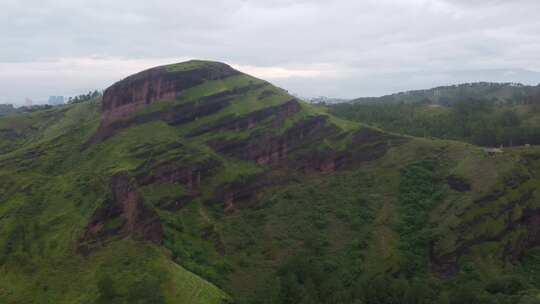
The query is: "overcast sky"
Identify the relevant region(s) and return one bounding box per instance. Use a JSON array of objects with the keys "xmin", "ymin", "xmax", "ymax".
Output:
[{"xmin": 2, "ymin": 0, "xmax": 540, "ymax": 104}]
